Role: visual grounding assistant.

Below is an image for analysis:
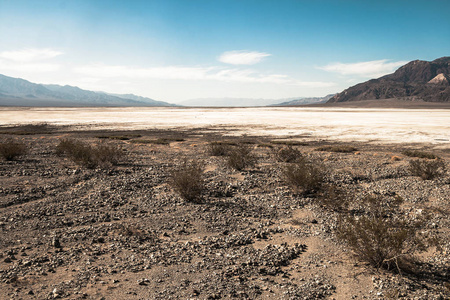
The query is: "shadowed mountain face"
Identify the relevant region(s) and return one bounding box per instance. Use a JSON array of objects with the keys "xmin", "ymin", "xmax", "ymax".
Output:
[
  {"xmin": 0, "ymin": 74, "xmax": 174, "ymax": 107},
  {"xmin": 272, "ymin": 94, "xmax": 335, "ymax": 106},
  {"xmin": 328, "ymin": 57, "xmax": 450, "ymax": 103}
]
